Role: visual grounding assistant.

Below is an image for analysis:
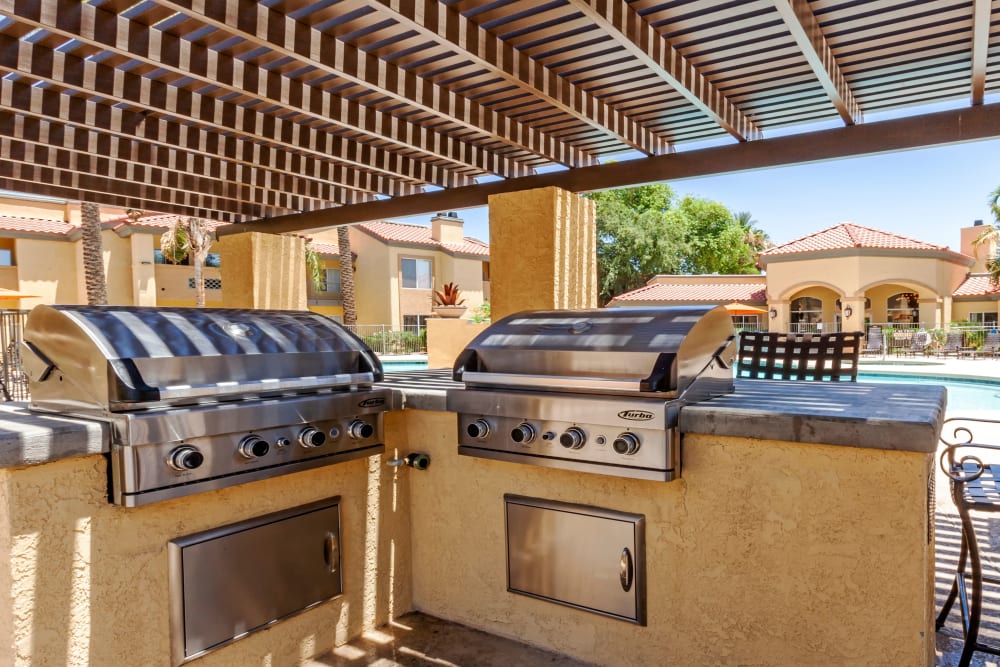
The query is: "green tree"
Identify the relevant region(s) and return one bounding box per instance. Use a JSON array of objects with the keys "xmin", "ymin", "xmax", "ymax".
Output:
[
  {"xmin": 588, "ymin": 185, "xmax": 763, "ymax": 304},
  {"xmin": 972, "ymin": 185, "xmax": 1000, "ymax": 285},
  {"xmin": 161, "ymin": 217, "xmax": 214, "ymax": 307},
  {"xmin": 588, "ymin": 185, "xmax": 688, "ymax": 305},
  {"xmin": 734, "ymin": 210, "xmax": 773, "ymax": 256}
]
